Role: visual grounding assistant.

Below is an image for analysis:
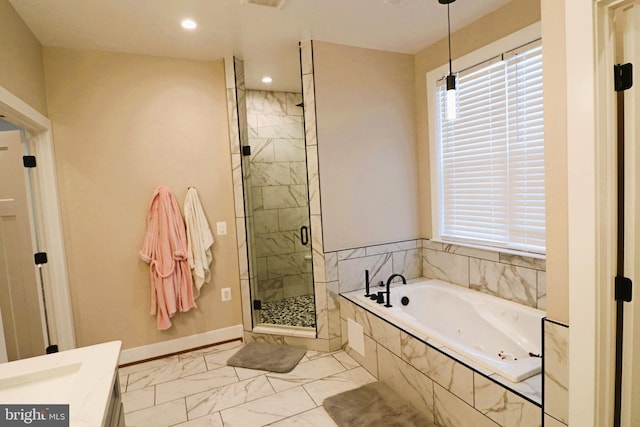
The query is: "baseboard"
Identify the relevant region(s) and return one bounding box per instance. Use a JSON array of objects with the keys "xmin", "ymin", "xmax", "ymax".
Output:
[{"xmin": 119, "ymin": 324, "xmax": 243, "ymax": 365}]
